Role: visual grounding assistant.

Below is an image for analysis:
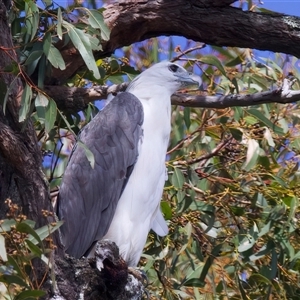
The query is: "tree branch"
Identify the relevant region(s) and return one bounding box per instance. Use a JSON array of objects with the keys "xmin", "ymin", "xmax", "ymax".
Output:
[
  {"xmin": 45, "ymin": 78, "xmax": 300, "ymax": 113},
  {"xmin": 52, "ymin": 0, "xmax": 300, "ymax": 82},
  {"xmin": 172, "ymin": 79, "xmax": 300, "ymax": 108}
]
